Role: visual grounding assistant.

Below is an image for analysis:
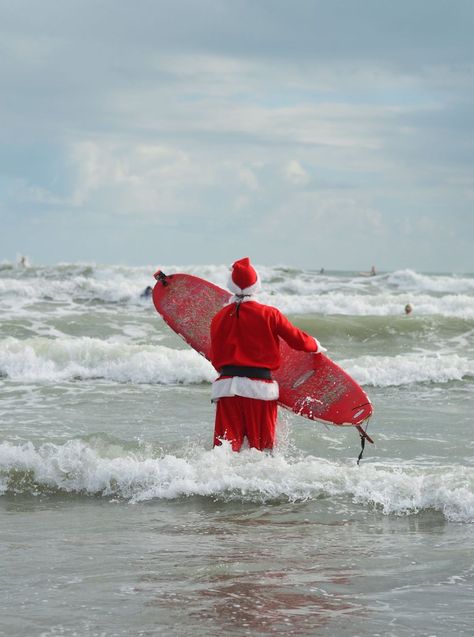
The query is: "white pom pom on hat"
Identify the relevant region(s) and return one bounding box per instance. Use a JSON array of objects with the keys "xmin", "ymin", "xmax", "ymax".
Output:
[{"xmin": 228, "ymin": 257, "xmax": 261, "ymax": 295}]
